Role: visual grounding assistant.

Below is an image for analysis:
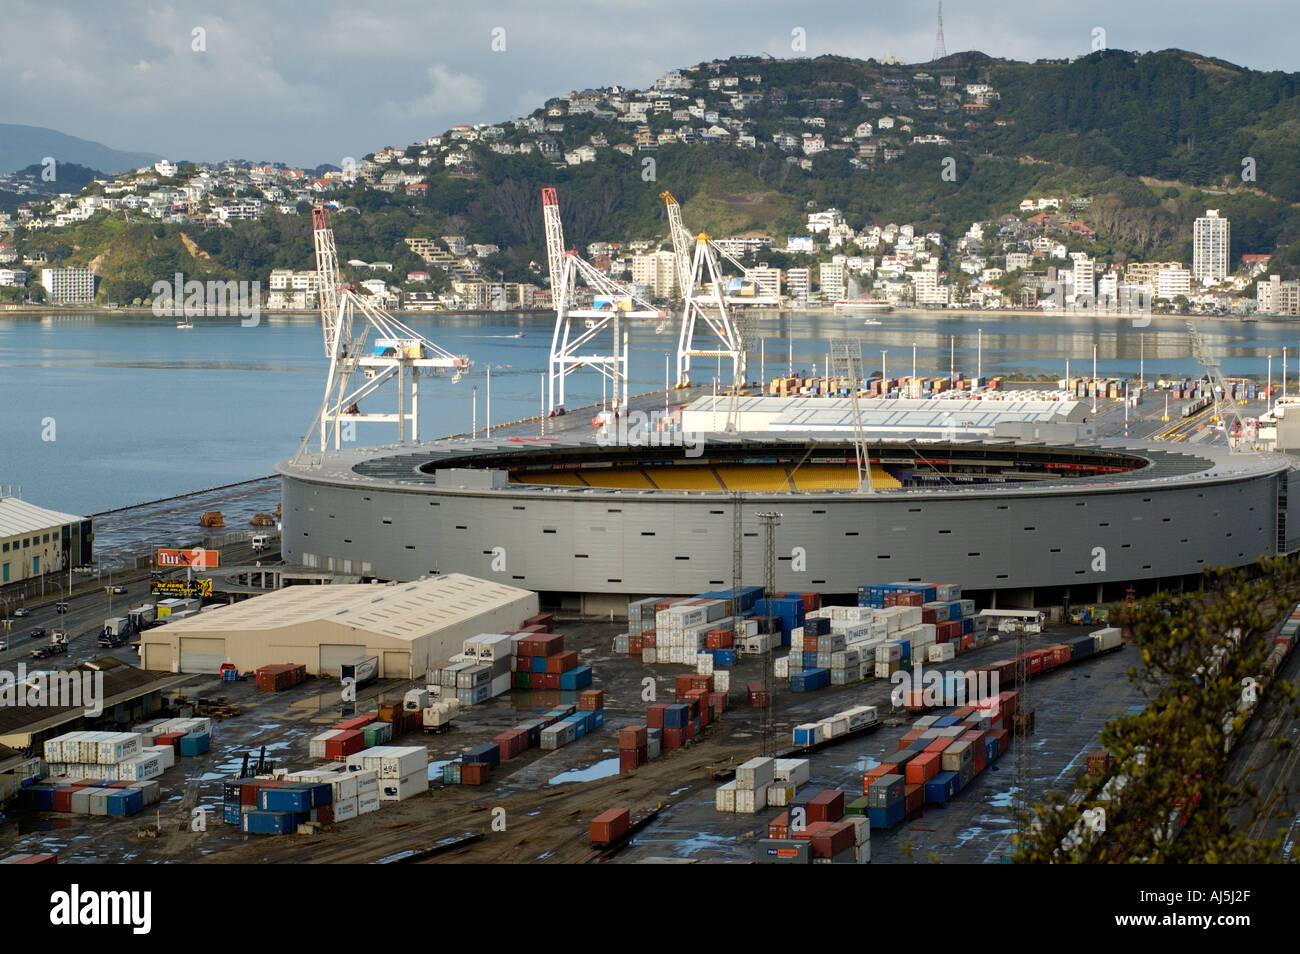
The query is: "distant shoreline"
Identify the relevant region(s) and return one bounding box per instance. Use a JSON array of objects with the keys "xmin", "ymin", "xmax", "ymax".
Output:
[{"xmin": 0, "ymin": 303, "xmax": 1287, "ymax": 322}]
